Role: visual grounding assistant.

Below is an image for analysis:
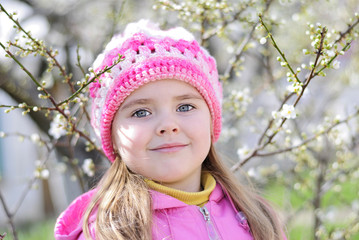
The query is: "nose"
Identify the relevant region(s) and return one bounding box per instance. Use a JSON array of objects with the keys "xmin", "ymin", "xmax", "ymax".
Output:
[{"xmin": 156, "ymin": 114, "xmax": 179, "ymax": 136}]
